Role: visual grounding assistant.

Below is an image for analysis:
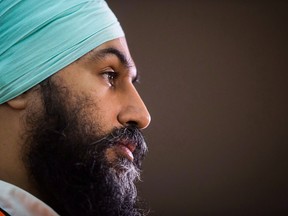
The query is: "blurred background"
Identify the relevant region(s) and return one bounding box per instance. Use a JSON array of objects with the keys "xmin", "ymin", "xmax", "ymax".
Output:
[{"xmin": 109, "ymin": 1, "xmax": 288, "ymax": 216}]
